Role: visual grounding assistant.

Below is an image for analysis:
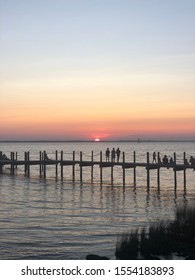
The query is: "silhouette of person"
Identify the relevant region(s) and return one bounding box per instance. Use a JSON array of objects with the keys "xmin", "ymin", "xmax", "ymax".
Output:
[
  {"xmin": 162, "ymin": 155, "xmax": 168, "ymax": 164},
  {"xmin": 152, "ymin": 152, "xmax": 156, "ymax": 163},
  {"xmin": 105, "ymin": 148, "xmax": 110, "ymax": 162},
  {"xmin": 158, "ymin": 155, "xmax": 162, "ymax": 164},
  {"xmin": 184, "ymin": 159, "xmax": 189, "ymax": 165},
  {"xmin": 111, "ymin": 148, "xmax": 116, "ymax": 162},
  {"xmin": 1, "ymin": 154, "xmax": 9, "ymax": 160},
  {"xmin": 189, "ymin": 156, "xmax": 195, "ymax": 165},
  {"xmin": 169, "ymin": 157, "xmax": 174, "ymax": 164},
  {"xmin": 44, "ymin": 153, "xmax": 49, "ymax": 160},
  {"xmin": 116, "ymin": 148, "xmax": 121, "ymax": 162}
]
